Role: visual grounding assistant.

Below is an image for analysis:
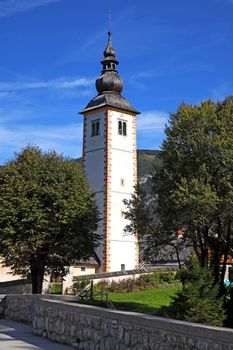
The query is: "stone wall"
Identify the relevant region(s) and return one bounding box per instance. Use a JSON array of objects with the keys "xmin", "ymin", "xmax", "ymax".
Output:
[
  {"xmin": 1, "ymin": 294, "xmax": 233, "ymax": 349},
  {"xmin": 0, "ymin": 279, "xmax": 31, "ymax": 294},
  {"xmin": 3, "ymin": 294, "xmax": 35, "ymax": 324}
]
